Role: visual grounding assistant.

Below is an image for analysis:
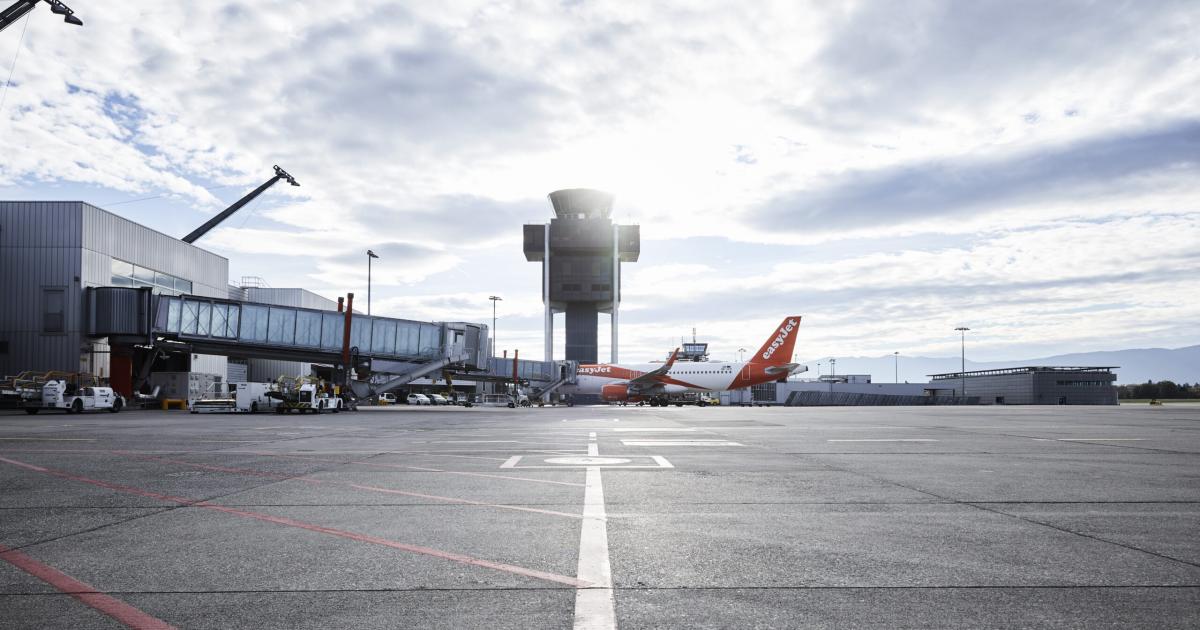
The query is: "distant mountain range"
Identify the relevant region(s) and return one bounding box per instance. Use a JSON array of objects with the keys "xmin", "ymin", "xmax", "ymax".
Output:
[{"xmin": 799, "ymin": 345, "xmax": 1200, "ymax": 385}]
